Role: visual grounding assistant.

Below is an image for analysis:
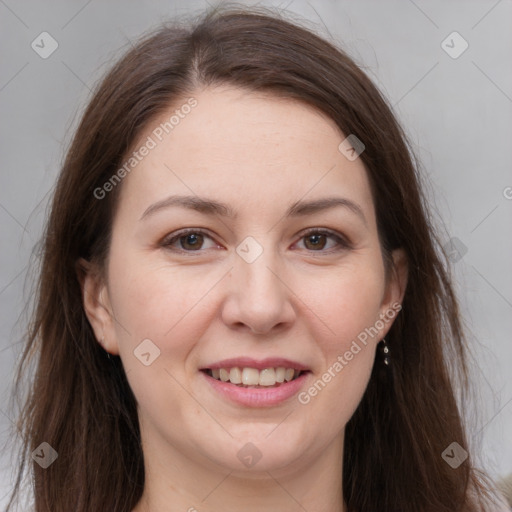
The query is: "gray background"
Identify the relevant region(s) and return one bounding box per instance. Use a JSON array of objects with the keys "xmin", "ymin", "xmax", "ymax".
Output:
[{"xmin": 1, "ymin": 0, "xmax": 511, "ymax": 506}]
